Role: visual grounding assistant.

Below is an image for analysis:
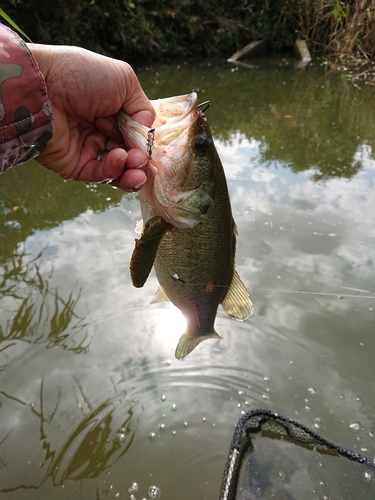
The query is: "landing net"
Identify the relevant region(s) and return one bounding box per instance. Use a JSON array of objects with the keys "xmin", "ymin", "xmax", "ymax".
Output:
[{"xmin": 220, "ymin": 408, "xmax": 375, "ymax": 500}]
